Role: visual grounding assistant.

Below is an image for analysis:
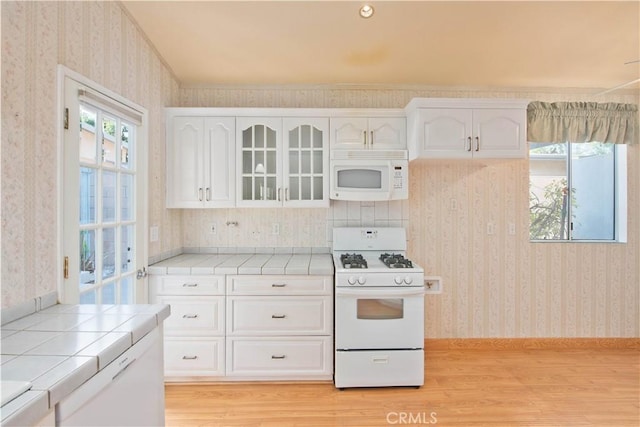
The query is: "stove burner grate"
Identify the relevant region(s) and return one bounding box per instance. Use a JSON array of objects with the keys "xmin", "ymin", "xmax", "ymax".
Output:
[
  {"xmin": 379, "ymin": 253, "xmax": 414, "ymax": 269},
  {"xmin": 340, "ymin": 253, "xmax": 368, "ymax": 269}
]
